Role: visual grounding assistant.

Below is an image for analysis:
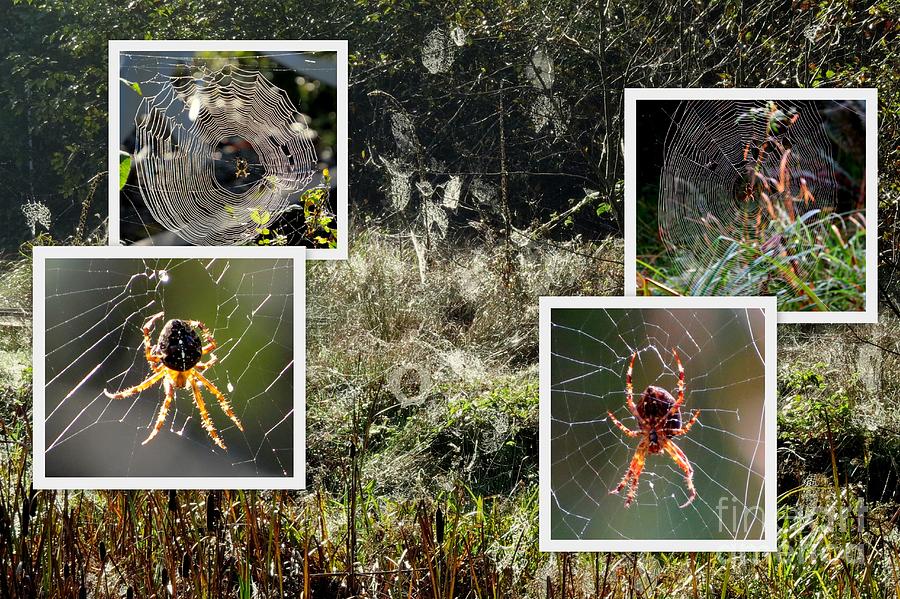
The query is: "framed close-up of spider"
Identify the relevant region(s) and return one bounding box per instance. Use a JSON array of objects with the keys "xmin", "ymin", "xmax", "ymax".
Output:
[
  {"xmin": 539, "ymin": 296, "xmax": 776, "ymax": 552},
  {"xmin": 32, "ymin": 246, "xmax": 305, "ymax": 490}
]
